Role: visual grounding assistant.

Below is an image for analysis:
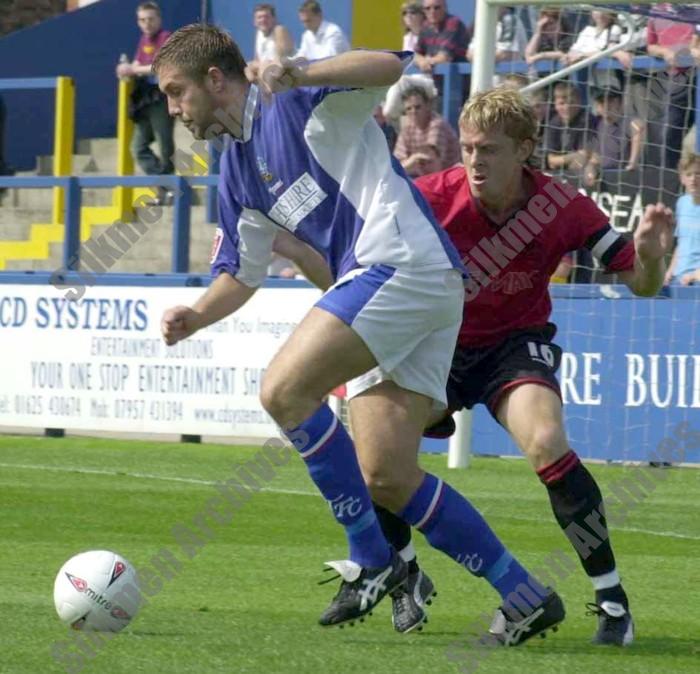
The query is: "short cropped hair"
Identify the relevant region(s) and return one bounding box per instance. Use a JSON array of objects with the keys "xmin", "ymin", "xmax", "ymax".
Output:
[
  {"xmin": 254, "ymin": 3, "xmax": 276, "ymax": 16},
  {"xmin": 679, "ymin": 152, "xmax": 700, "ymax": 173},
  {"xmin": 153, "ymin": 24, "xmax": 247, "ymax": 83},
  {"xmin": 299, "ymin": 1, "xmax": 322, "ymax": 14},
  {"xmin": 500, "ymin": 73, "xmax": 529, "ymax": 90},
  {"xmin": 137, "ymin": 1, "xmax": 161, "ymax": 14},
  {"xmin": 459, "ymin": 88, "xmax": 538, "ymax": 145}
]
